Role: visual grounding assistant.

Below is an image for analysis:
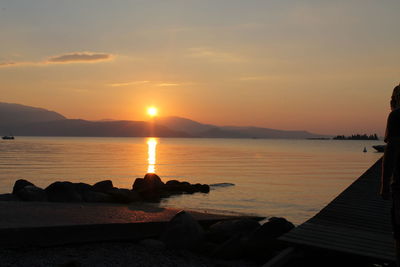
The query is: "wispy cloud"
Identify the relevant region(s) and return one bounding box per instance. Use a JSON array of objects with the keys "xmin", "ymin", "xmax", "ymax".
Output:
[
  {"xmin": 0, "ymin": 52, "xmax": 113, "ymax": 68},
  {"xmin": 188, "ymin": 47, "xmax": 244, "ymax": 63},
  {"xmin": 48, "ymin": 52, "xmax": 113, "ymax": 63},
  {"xmin": 109, "ymin": 81, "xmax": 150, "ymax": 87},
  {"xmin": 0, "ymin": 62, "xmax": 18, "ymax": 67},
  {"xmin": 108, "ymin": 80, "xmax": 189, "ymax": 88},
  {"xmin": 156, "ymin": 83, "xmax": 180, "ymax": 87}
]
